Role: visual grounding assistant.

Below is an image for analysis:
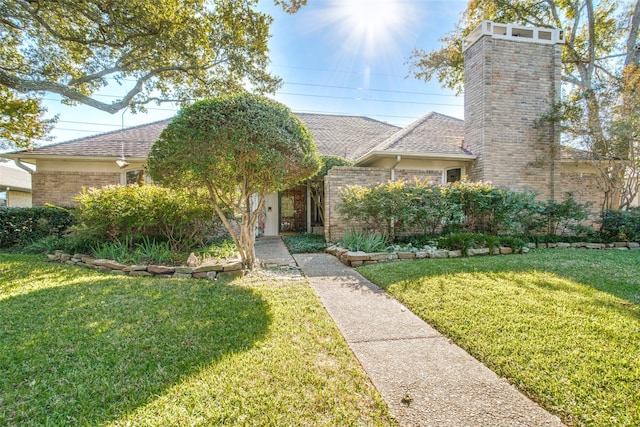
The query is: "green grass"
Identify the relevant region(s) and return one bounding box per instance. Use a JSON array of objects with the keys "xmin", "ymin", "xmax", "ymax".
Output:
[
  {"xmin": 358, "ymin": 249, "xmax": 640, "ymax": 426},
  {"xmin": 282, "ymin": 233, "xmax": 327, "ymax": 254},
  {"xmin": 0, "ymin": 254, "xmax": 394, "ymax": 426}
]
